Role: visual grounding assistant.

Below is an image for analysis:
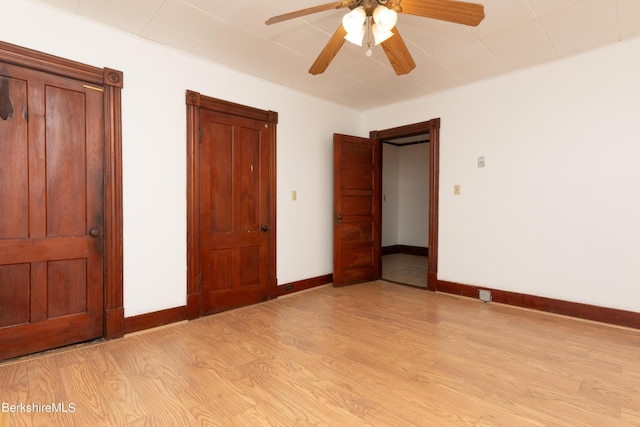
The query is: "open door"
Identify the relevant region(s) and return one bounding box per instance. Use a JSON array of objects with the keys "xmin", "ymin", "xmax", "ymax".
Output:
[{"xmin": 333, "ymin": 134, "xmax": 381, "ymax": 286}]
